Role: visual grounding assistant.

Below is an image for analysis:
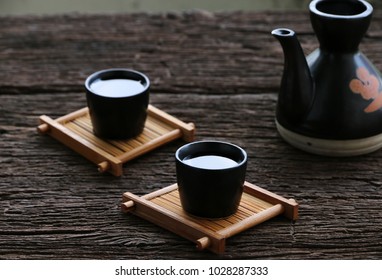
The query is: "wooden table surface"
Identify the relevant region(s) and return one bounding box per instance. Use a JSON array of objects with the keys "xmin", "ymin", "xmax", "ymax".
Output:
[{"xmin": 1, "ymin": 10, "xmax": 382, "ymax": 259}]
